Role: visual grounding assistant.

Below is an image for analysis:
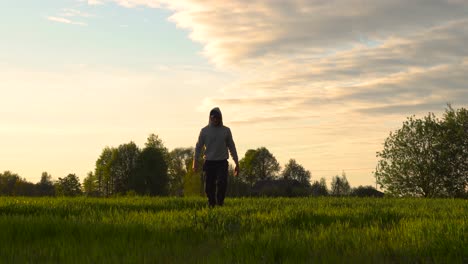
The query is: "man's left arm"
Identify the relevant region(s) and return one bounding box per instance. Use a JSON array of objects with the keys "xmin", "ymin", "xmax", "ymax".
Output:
[{"xmin": 226, "ymin": 128, "xmax": 240, "ymax": 176}]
